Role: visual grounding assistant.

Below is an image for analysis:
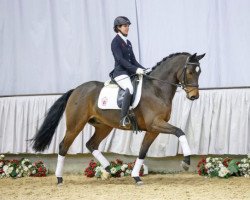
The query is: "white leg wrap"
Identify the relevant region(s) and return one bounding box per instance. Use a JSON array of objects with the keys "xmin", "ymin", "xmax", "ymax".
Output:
[
  {"xmin": 131, "ymin": 158, "xmax": 144, "ymax": 177},
  {"xmin": 92, "ymin": 150, "xmax": 110, "ymax": 168},
  {"xmin": 179, "ymin": 135, "xmax": 191, "ymax": 156},
  {"xmin": 55, "ymin": 155, "xmax": 65, "ymax": 177}
]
